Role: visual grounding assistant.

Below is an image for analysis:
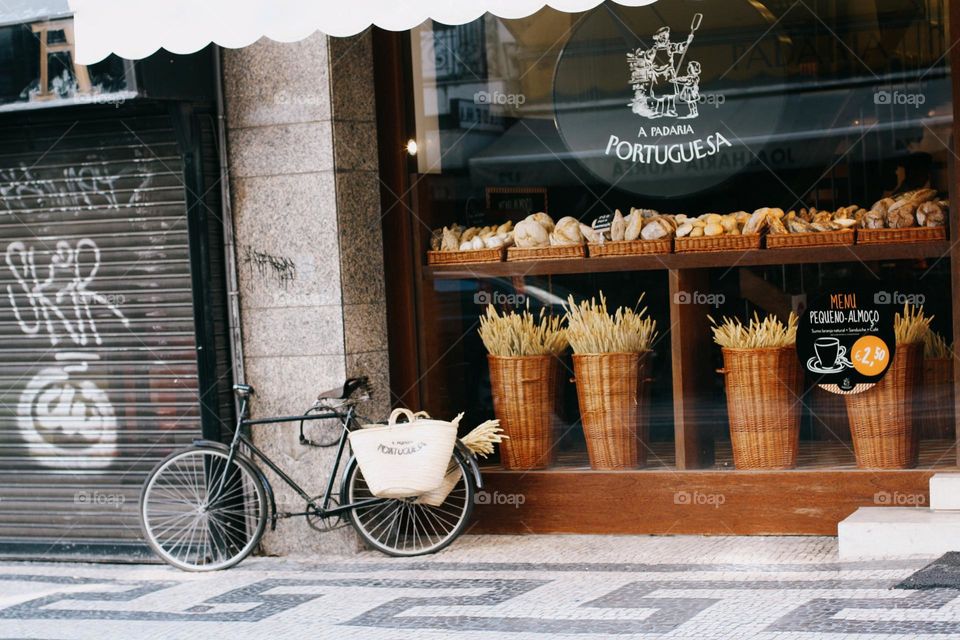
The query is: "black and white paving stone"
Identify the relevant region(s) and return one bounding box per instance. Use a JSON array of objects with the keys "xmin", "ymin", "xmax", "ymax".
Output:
[{"xmin": 0, "ymin": 535, "xmax": 953, "ymax": 639}]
